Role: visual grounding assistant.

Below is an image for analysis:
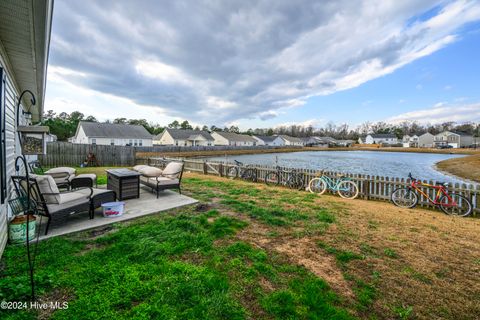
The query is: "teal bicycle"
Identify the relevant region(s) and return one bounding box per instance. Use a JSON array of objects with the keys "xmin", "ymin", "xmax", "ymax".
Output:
[{"xmin": 307, "ymin": 172, "xmax": 359, "ymax": 199}]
